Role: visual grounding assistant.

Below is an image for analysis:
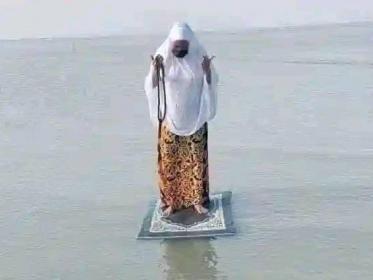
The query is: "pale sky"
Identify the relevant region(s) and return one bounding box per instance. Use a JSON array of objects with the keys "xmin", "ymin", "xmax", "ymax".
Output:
[{"xmin": 1, "ymin": 0, "xmax": 373, "ymax": 39}]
